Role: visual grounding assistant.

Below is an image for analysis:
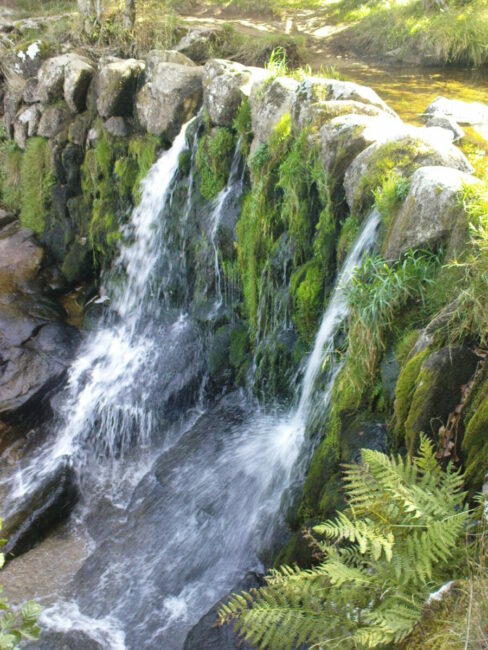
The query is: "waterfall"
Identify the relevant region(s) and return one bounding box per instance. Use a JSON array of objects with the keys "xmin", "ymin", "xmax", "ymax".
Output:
[{"xmin": 7, "ymin": 120, "xmax": 380, "ymax": 649}]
